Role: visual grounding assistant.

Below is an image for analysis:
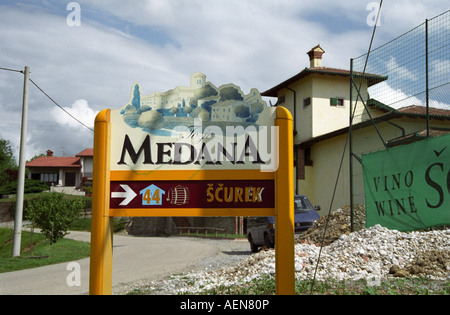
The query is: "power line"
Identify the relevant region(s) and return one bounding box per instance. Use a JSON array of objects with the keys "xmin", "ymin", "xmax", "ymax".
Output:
[
  {"xmin": 0, "ymin": 66, "xmax": 94, "ymax": 132},
  {"xmin": 309, "ymin": 0, "xmax": 384, "ymax": 295},
  {"xmin": 29, "ymin": 78, "xmax": 94, "ymax": 132},
  {"xmin": 0, "ymin": 67, "xmax": 23, "ymax": 73}
]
